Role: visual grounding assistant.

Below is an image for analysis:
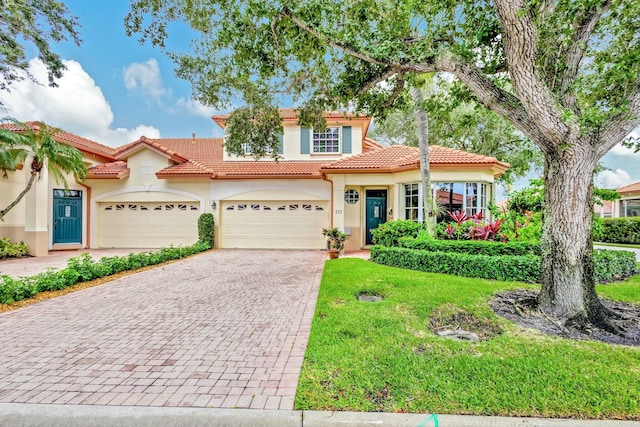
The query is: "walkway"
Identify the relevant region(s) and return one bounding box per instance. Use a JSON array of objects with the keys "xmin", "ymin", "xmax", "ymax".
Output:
[{"xmin": 0, "ymin": 250, "xmax": 325, "ymax": 410}]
